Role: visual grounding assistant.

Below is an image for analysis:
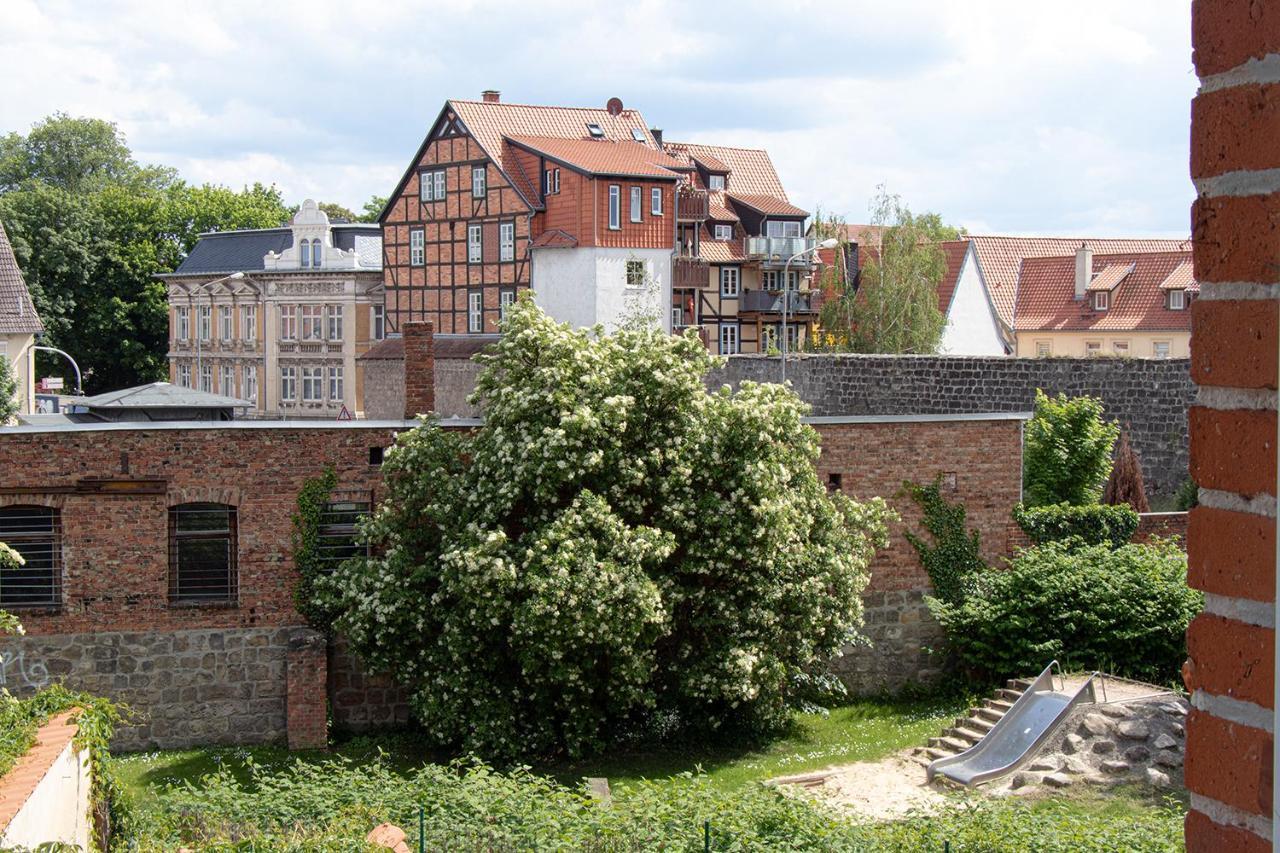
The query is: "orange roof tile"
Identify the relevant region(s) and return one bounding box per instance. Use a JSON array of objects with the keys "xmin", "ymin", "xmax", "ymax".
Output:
[
  {"xmin": 1013, "ymin": 250, "xmax": 1193, "ymax": 333},
  {"xmin": 936, "ymin": 240, "xmax": 970, "ymax": 313},
  {"xmin": 967, "ymin": 235, "xmax": 1190, "ymax": 328},
  {"xmin": 707, "ymin": 192, "xmax": 739, "ymax": 222},
  {"xmin": 699, "ymin": 239, "xmax": 747, "ymax": 264},
  {"xmin": 662, "ymin": 142, "xmax": 789, "ymax": 198},
  {"xmin": 690, "ymin": 152, "xmax": 730, "ymax": 173},
  {"xmin": 841, "ymin": 223, "xmax": 887, "ymax": 246},
  {"xmin": 505, "ymin": 135, "xmax": 684, "ymax": 179},
  {"xmin": 531, "ymin": 229, "xmax": 578, "ymax": 249},
  {"xmin": 1159, "ymin": 260, "xmax": 1197, "ymax": 292},
  {"xmin": 1084, "ymin": 263, "xmax": 1135, "ymax": 292},
  {"xmin": 727, "ymin": 193, "xmax": 809, "ymax": 217}
]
